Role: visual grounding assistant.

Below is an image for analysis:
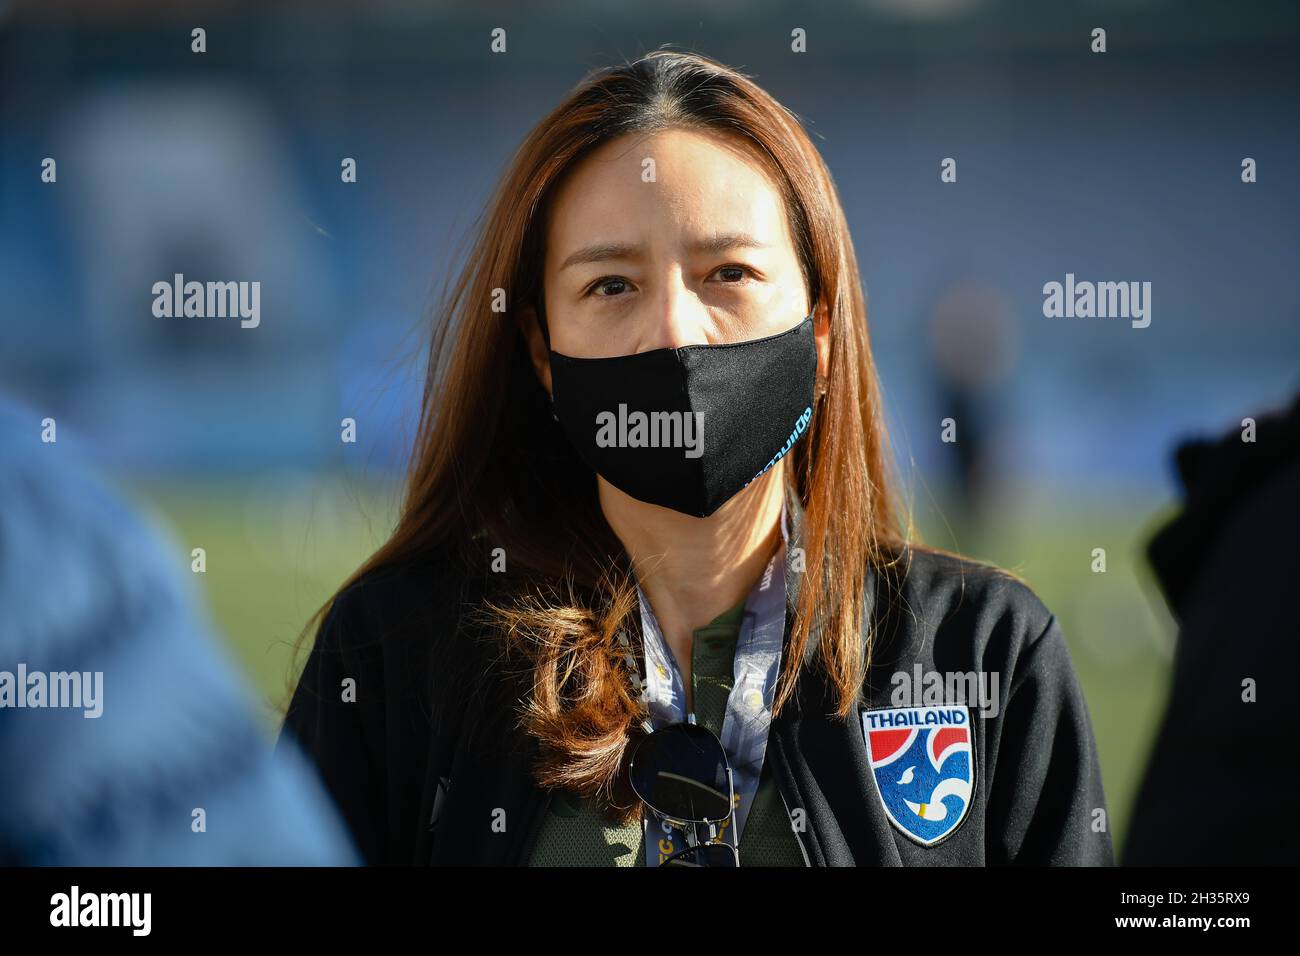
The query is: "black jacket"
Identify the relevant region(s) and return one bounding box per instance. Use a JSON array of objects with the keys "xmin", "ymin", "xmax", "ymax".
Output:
[
  {"xmin": 278, "ymin": 495, "xmax": 1114, "ymax": 866},
  {"xmin": 1124, "ymin": 391, "xmax": 1300, "ymax": 864}
]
